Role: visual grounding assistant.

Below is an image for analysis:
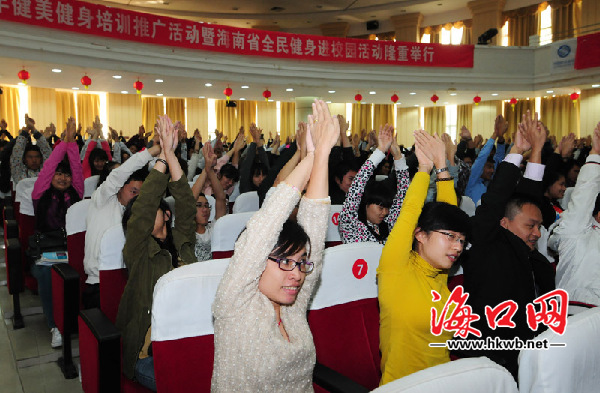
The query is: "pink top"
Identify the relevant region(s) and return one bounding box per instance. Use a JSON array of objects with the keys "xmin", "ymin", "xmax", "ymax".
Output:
[
  {"xmin": 32, "ymin": 140, "xmax": 84, "ymax": 200},
  {"xmin": 83, "ymin": 140, "xmax": 113, "ymax": 178}
]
